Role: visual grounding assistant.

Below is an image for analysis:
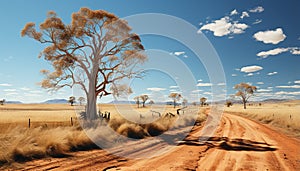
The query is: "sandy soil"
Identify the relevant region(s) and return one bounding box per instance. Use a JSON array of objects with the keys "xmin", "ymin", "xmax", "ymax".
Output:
[{"xmin": 4, "ymin": 110, "xmax": 300, "ymax": 171}]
